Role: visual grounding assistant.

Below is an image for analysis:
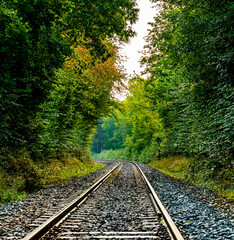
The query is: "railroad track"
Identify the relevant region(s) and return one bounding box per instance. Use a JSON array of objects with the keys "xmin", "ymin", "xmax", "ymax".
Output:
[{"xmin": 22, "ymin": 162, "xmax": 184, "ymax": 240}]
